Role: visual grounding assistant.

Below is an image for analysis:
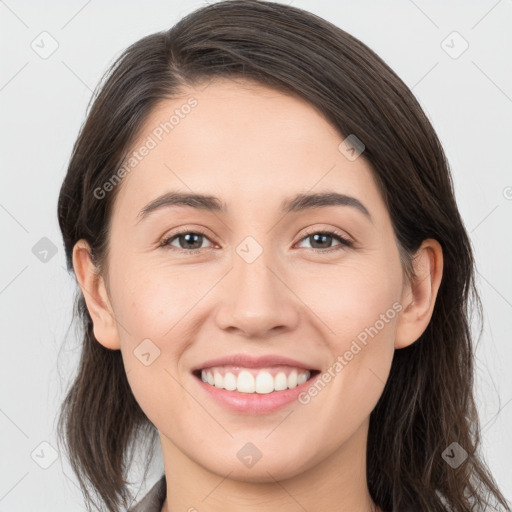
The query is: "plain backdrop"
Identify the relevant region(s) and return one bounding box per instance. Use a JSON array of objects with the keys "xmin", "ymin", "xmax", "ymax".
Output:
[{"xmin": 0, "ymin": 0, "xmax": 511, "ymax": 510}]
